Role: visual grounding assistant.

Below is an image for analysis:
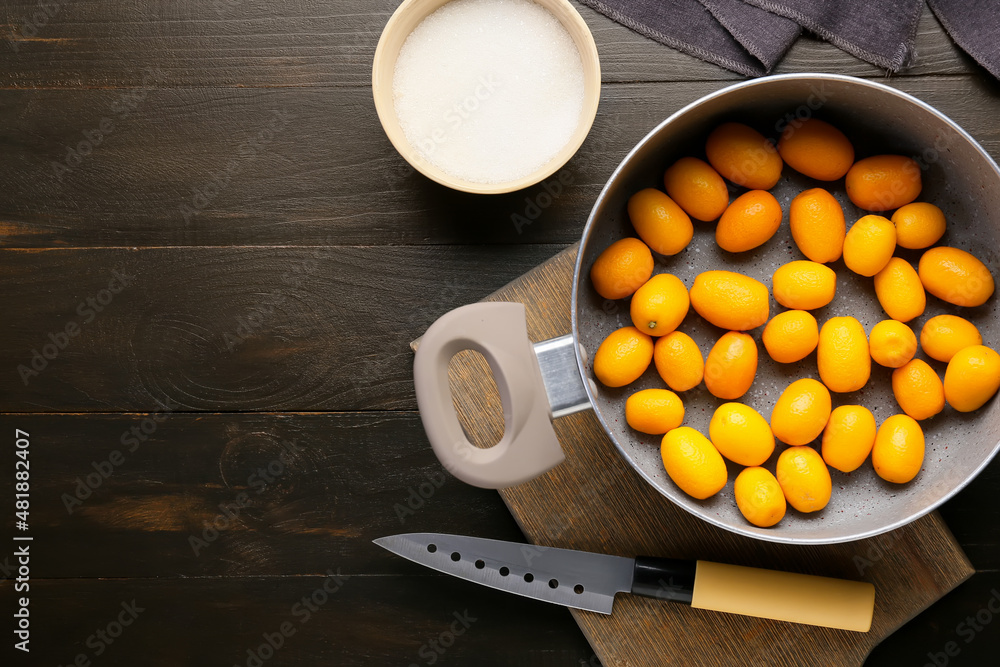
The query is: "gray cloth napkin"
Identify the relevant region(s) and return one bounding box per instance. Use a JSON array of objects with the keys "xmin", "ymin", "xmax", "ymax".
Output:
[
  {"xmin": 577, "ymin": 0, "xmax": 800, "ymax": 76},
  {"xmin": 928, "ymin": 0, "xmax": 1000, "ymax": 79},
  {"xmin": 700, "ymin": 0, "xmax": 802, "ymax": 71},
  {"xmin": 578, "ymin": 0, "xmax": 1000, "ymax": 79},
  {"xmin": 743, "ymin": 0, "xmax": 923, "ymax": 71}
]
